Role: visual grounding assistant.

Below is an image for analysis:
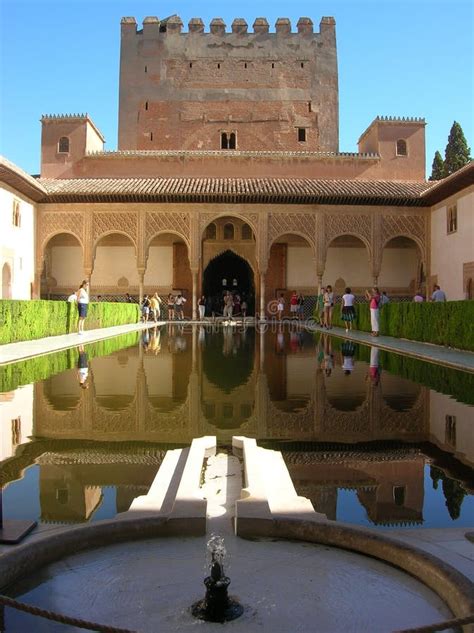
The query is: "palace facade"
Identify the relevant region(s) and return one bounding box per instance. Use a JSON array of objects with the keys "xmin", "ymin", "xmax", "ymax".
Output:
[{"xmin": 1, "ymin": 15, "xmax": 473, "ymax": 312}]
